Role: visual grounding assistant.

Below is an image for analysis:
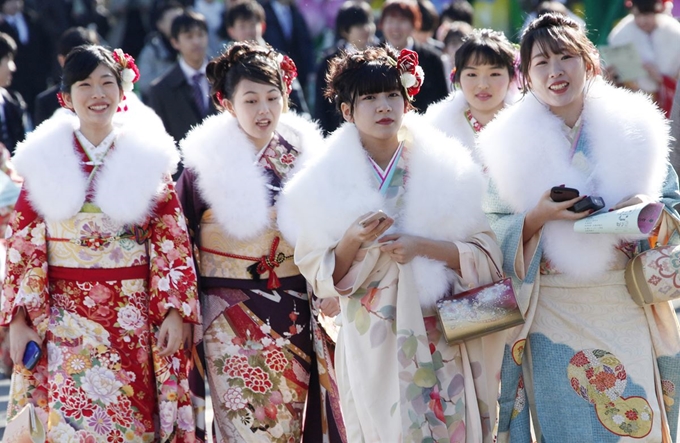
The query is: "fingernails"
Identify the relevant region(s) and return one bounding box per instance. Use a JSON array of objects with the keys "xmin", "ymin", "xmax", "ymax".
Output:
[{"xmin": 559, "ymin": 184, "xmax": 565, "ymax": 187}]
